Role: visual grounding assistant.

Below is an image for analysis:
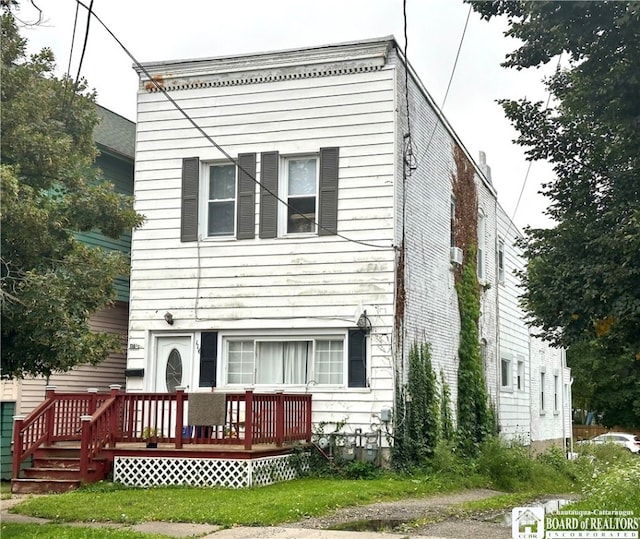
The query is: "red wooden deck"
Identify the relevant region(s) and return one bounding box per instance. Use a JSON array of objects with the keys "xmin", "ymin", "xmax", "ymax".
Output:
[{"xmin": 12, "ymin": 386, "xmax": 312, "ymax": 490}]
